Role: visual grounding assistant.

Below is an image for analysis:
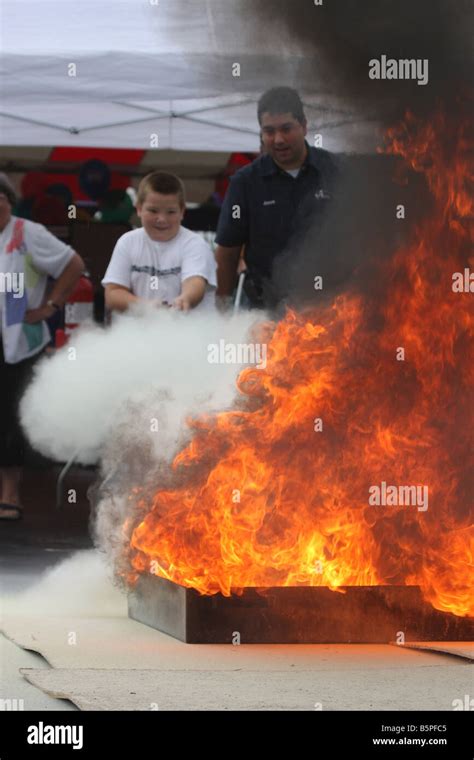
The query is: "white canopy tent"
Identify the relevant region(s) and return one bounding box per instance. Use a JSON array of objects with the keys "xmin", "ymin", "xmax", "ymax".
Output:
[{"xmin": 0, "ymin": 0, "xmax": 381, "ymax": 154}]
